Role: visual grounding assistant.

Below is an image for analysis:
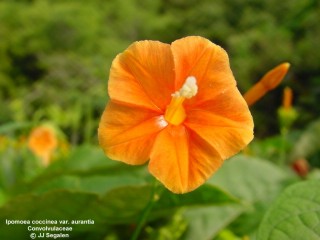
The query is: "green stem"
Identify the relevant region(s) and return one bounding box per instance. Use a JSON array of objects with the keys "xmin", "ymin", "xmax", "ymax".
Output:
[
  {"xmin": 130, "ymin": 181, "xmax": 159, "ymax": 240},
  {"xmin": 279, "ymin": 128, "xmax": 288, "ymax": 166}
]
